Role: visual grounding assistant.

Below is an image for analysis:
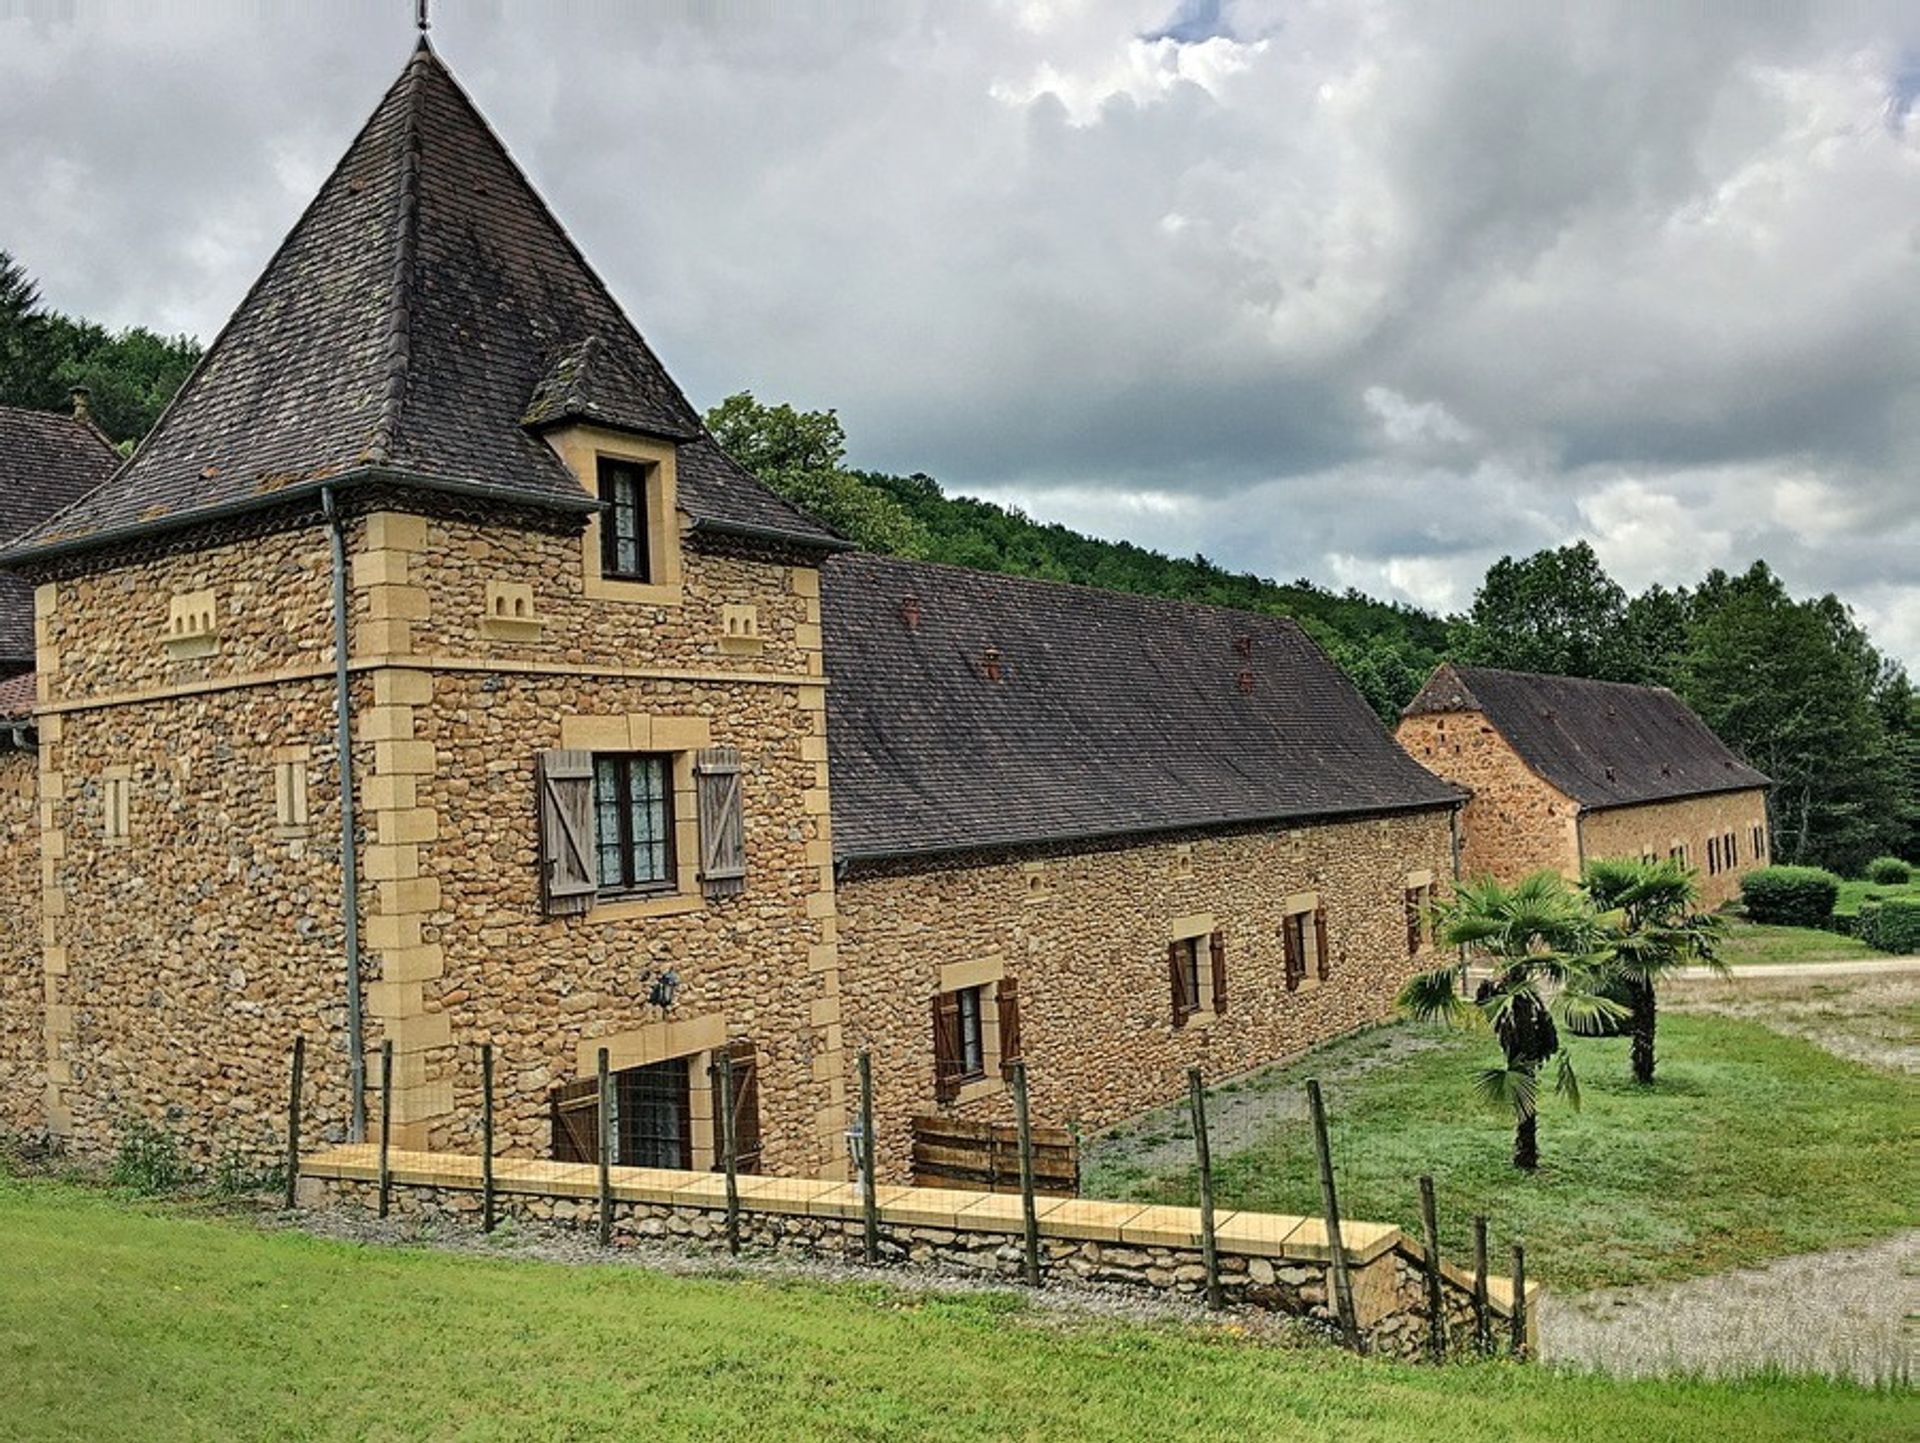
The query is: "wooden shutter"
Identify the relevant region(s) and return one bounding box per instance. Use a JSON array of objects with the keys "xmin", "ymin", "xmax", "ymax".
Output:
[
  {"xmin": 695, "ymin": 746, "xmax": 747, "ymax": 898},
  {"xmin": 712, "ymin": 1042, "xmax": 763, "ymax": 1175},
  {"xmin": 932, "ymin": 991, "xmax": 964, "ymax": 1102},
  {"xmin": 1282, "ymin": 918, "xmax": 1303, "ymax": 992},
  {"xmin": 1168, "ymin": 940, "xmax": 1195, "ymax": 1025},
  {"xmin": 1208, "ymin": 931, "xmax": 1228, "ymax": 1016},
  {"xmin": 1314, "ymin": 904, "xmax": 1332, "ymax": 981},
  {"xmin": 537, "ymin": 749, "xmax": 598, "ymax": 917},
  {"xmin": 1405, "ymin": 889, "xmax": 1422, "ymax": 956},
  {"xmin": 551, "ymin": 1076, "xmax": 600, "ymax": 1163},
  {"xmin": 996, "ymin": 977, "xmax": 1023, "ymax": 1078}
]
